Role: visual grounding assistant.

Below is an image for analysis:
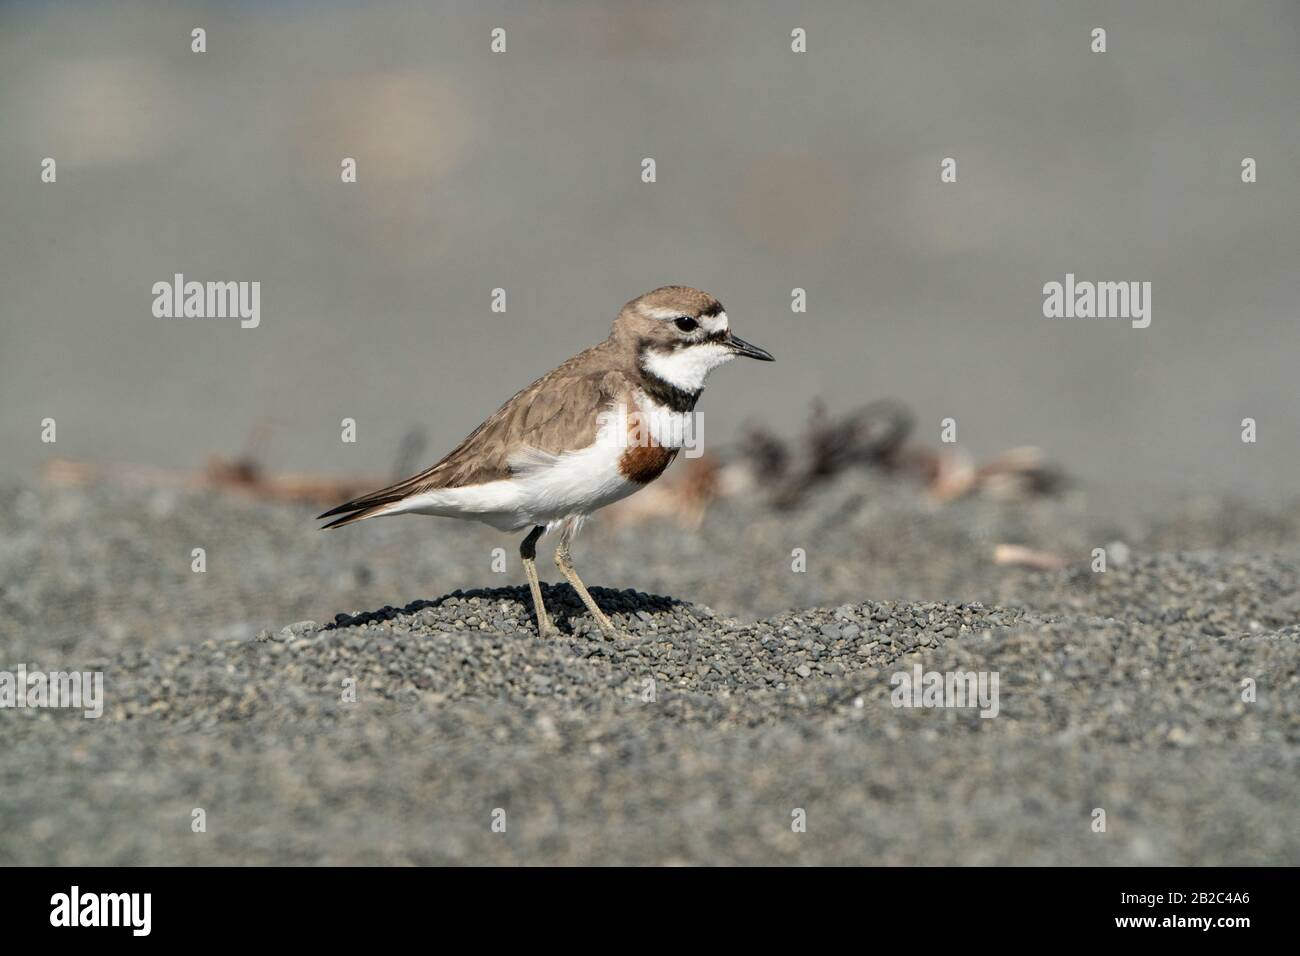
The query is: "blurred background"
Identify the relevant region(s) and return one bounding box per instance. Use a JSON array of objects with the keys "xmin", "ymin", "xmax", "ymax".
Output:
[
  {"xmin": 1, "ymin": 0, "xmax": 1298, "ymax": 514},
  {"xmin": 3, "ymin": 1, "xmax": 1299, "ymax": 869}
]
